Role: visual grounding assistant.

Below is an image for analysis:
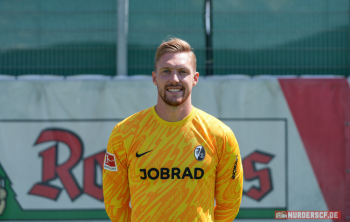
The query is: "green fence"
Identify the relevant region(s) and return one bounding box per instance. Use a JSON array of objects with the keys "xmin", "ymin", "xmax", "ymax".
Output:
[{"xmin": 0, "ymin": 0, "xmax": 348, "ymax": 76}]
